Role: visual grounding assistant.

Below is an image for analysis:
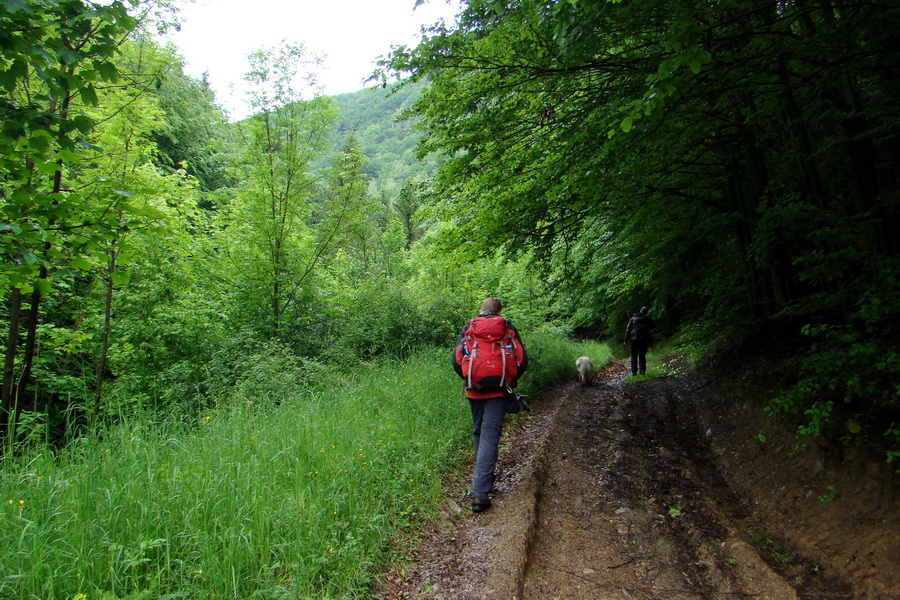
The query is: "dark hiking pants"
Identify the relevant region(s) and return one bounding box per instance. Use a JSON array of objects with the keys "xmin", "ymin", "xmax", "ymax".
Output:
[
  {"xmin": 630, "ymin": 339, "xmax": 649, "ymax": 374},
  {"xmin": 468, "ymin": 396, "xmax": 505, "ymax": 496}
]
